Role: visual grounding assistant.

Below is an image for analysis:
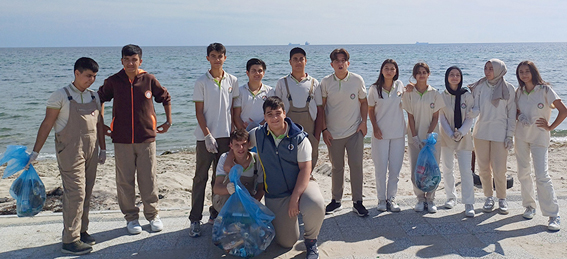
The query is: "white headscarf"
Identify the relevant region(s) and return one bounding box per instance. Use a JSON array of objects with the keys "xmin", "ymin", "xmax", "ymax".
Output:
[{"xmin": 469, "ymin": 59, "xmax": 510, "ymax": 107}]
